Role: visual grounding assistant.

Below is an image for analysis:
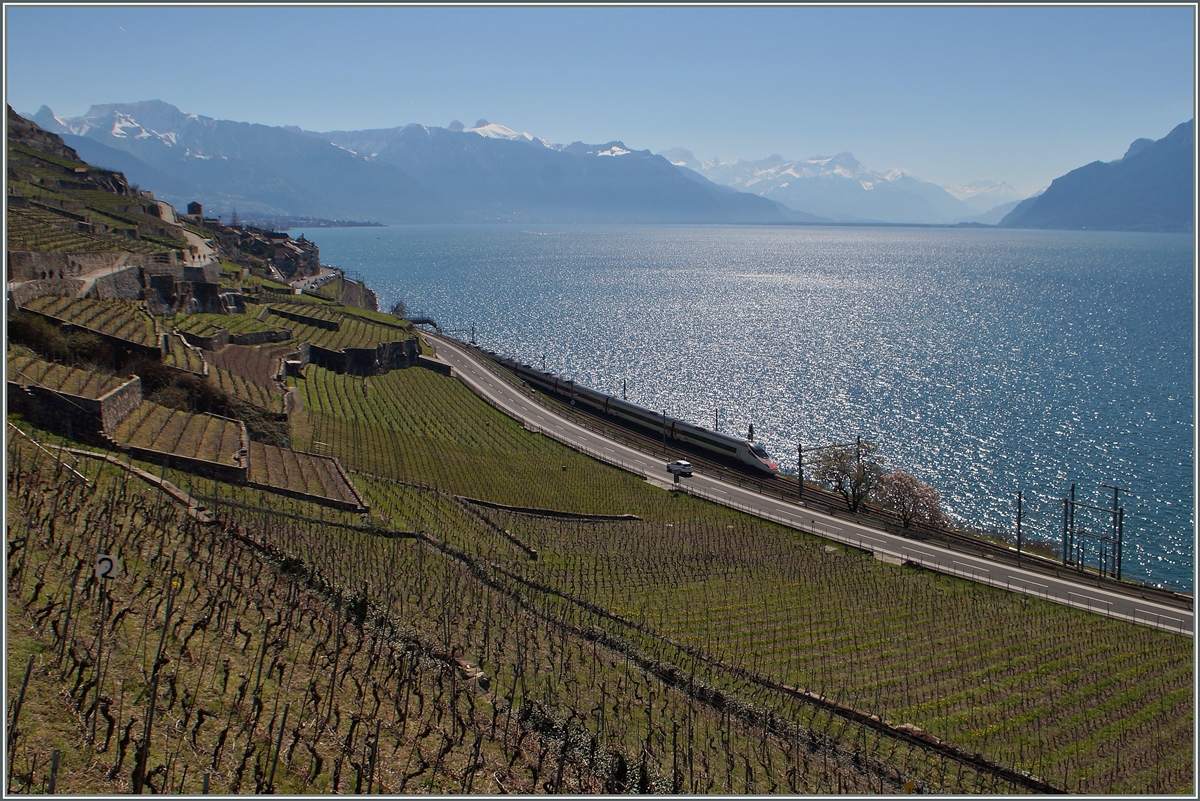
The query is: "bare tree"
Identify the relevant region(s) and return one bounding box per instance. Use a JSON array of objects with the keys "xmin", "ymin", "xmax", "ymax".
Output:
[
  {"xmin": 390, "ymin": 299, "xmax": 408, "ymax": 318},
  {"xmin": 810, "ymin": 440, "xmax": 885, "ymax": 513},
  {"xmin": 872, "ymin": 470, "xmax": 950, "ymax": 528}
]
